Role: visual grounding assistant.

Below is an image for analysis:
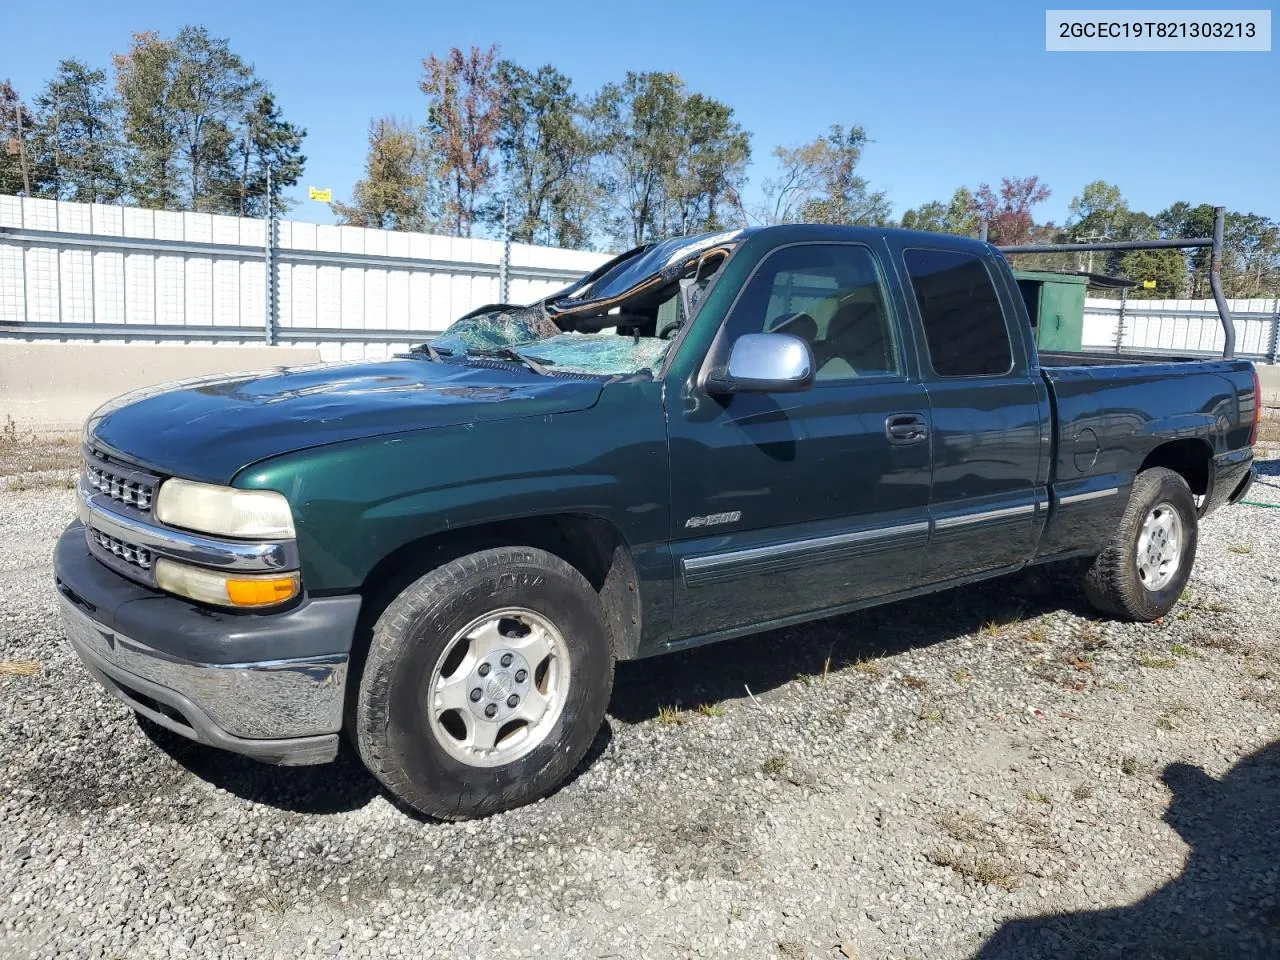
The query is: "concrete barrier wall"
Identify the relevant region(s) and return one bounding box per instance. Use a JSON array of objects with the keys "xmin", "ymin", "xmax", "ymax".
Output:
[{"xmin": 1, "ymin": 341, "xmax": 321, "ymax": 434}]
